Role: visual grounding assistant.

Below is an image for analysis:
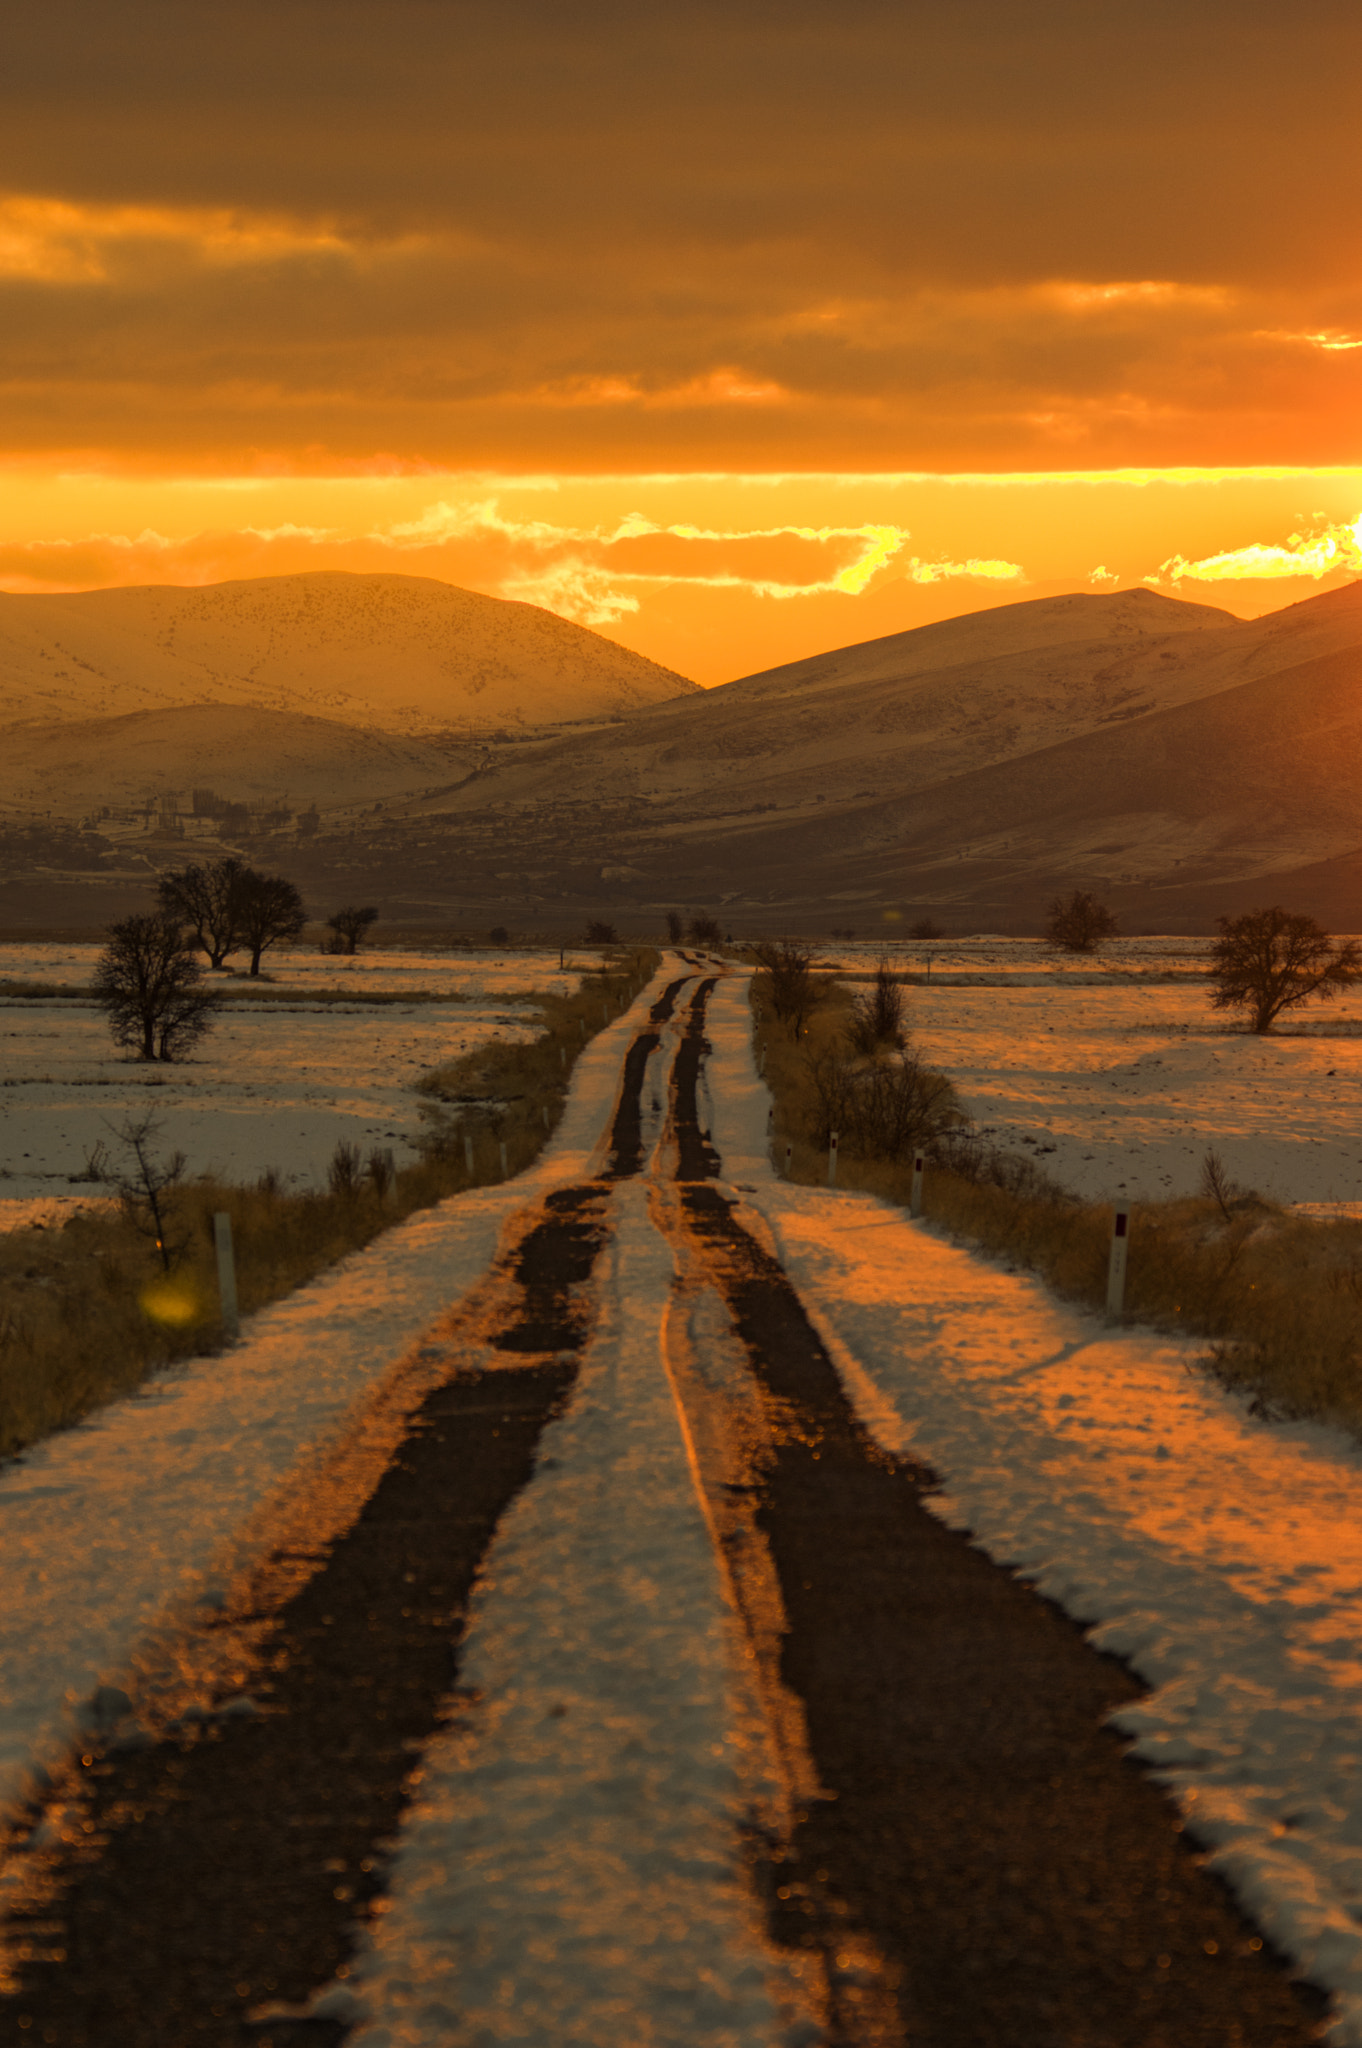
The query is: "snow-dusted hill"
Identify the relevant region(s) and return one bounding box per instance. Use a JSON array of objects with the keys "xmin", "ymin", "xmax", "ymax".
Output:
[
  {"xmin": 0, "ymin": 571, "xmax": 698, "ymax": 734},
  {"xmin": 0, "ymin": 705, "xmax": 477, "ymax": 818}
]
